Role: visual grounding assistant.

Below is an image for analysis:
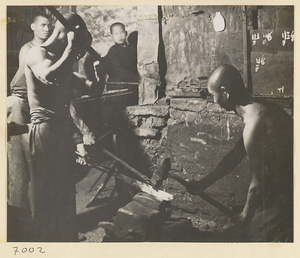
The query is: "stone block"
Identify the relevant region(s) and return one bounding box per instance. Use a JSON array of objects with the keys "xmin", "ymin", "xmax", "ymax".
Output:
[
  {"xmin": 207, "ymin": 102, "xmax": 224, "ymax": 113},
  {"xmin": 126, "ymin": 105, "xmax": 169, "ymax": 117},
  {"xmin": 153, "ymin": 117, "xmax": 168, "ymax": 128},
  {"xmin": 111, "ymin": 192, "xmax": 170, "ymax": 241},
  {"xmin": 155, "ymin": 98, "xmax": 170, "ymax": 106},
  {"xmin": 127, "ymin": 116, "xmax": 141, "ymax": 127},
  {"xmin": 170, "ymin": 98, "xmax": 207, "ymax": 113},
  {"xmin": 133, "ymin": 192, "xmax": 170, "ymax": 211},
  {"xmin": 168, "ymin": 89, "xmax": 204, "ymax": 98},
  {"xmin": 169, "ymin": 108, "xmax": 201, "ymax": 124},
  {"xmin": 131, "ymin": 127, "xmax": 159, "ymax": 139},
  {"xmin": 141, "ymin": 116, "xmax": 168, "ymax": 128}
]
